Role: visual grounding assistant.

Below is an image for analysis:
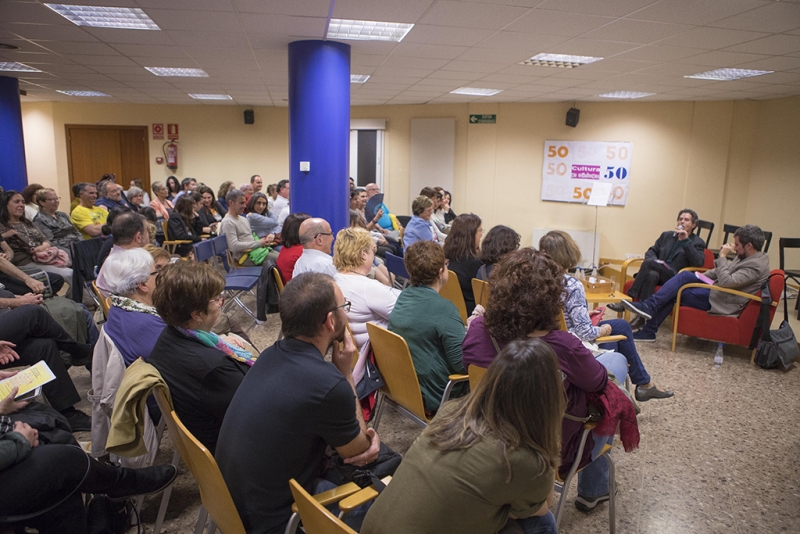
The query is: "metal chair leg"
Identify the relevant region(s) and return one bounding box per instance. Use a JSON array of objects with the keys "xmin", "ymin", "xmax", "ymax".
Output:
[
  {"xmin": 371, "ymin": 392, "xmax": 385, "ymax": 432},
  {"xmin": 194, "ymin": 507, "xmax": 208, "ymax": 534},
  {"xmin": 607, "ymin": 453, "xmax": 616, "ymax": 534},
  {"xmin": 152, "ymin": 449, "xmax": 181, "ymax": 534},
  {"xmin": 284, "ymin": 512, "xmax": 301, "ymax": 534}
]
